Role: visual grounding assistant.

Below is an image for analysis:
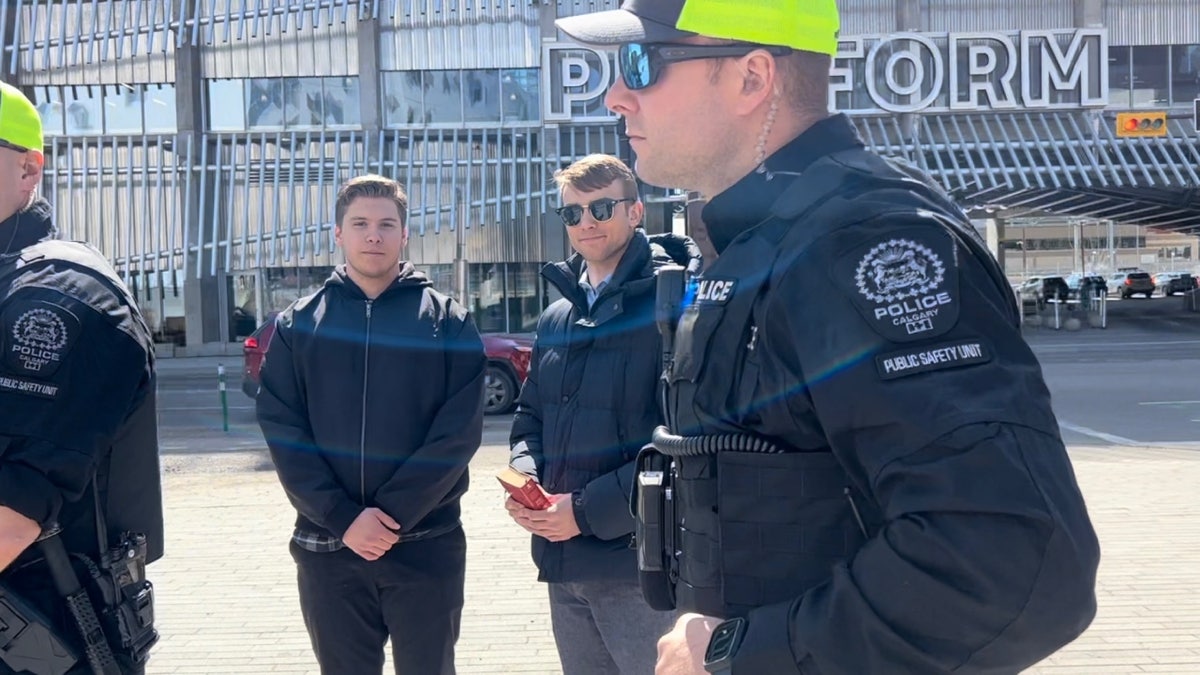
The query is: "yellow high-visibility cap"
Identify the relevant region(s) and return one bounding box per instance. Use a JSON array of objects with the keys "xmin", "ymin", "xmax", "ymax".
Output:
[
  {"xmin": 0, "ymin": 81, "xmax": 43, "ymax": 152},
  {"xmin": 557, "ymin": 0, "xmax": 840, "ymax": 56}
]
